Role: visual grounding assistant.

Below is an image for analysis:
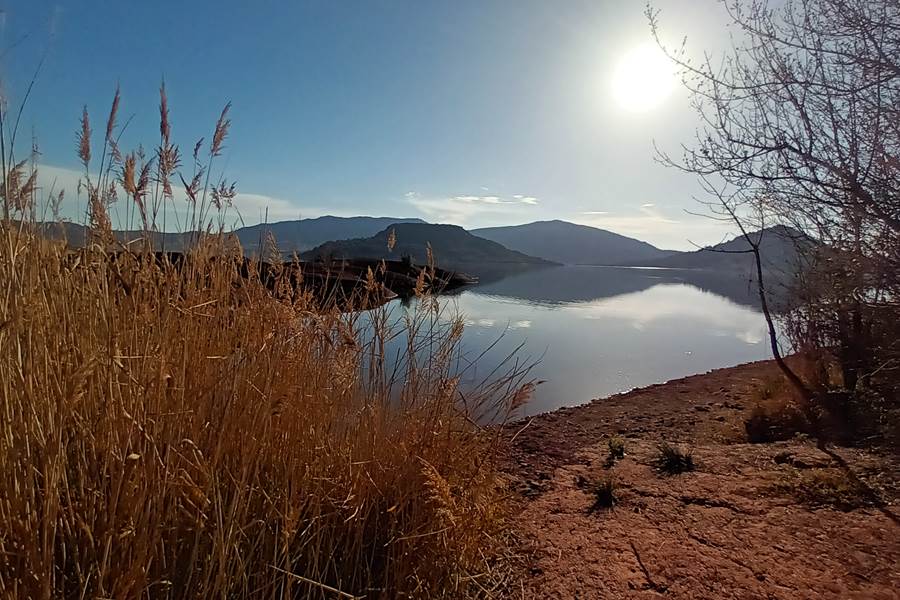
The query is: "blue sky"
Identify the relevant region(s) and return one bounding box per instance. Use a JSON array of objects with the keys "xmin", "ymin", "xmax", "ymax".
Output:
[{"xmin": 2, "ymin": 0, "xmax": 736, "ymax": 249}]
